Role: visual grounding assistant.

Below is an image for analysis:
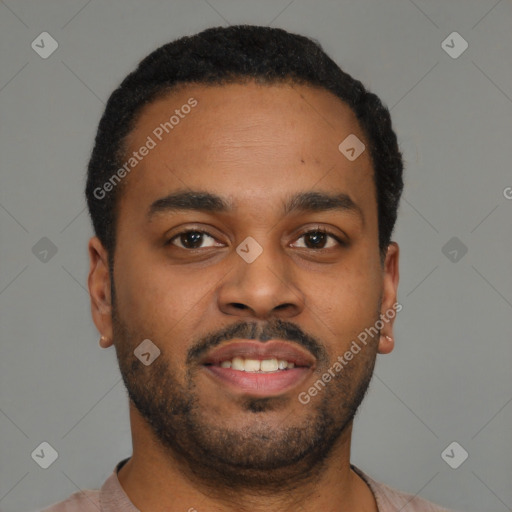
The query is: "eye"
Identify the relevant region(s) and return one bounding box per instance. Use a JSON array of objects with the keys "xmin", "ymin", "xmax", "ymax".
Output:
[
  {"xmin": 167, "ymin": 230, "xmax": 221, "ymax": 250},
  {"xmin": 166, "ymin": 227, "xmax": 345, "ymax": 251},
  {"xmin": 291, "ymin": 228, "xmax": 345, "ymax": 250}
]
